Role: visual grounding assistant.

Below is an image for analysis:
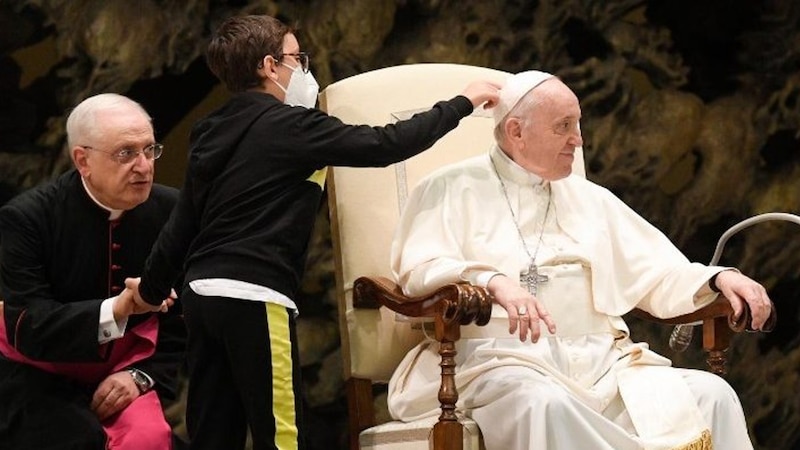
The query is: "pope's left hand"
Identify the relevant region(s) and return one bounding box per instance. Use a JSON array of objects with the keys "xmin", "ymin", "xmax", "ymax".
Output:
[{"xmin": 713, "ymin": 270, "xmax": 772, "ymax": 331}]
